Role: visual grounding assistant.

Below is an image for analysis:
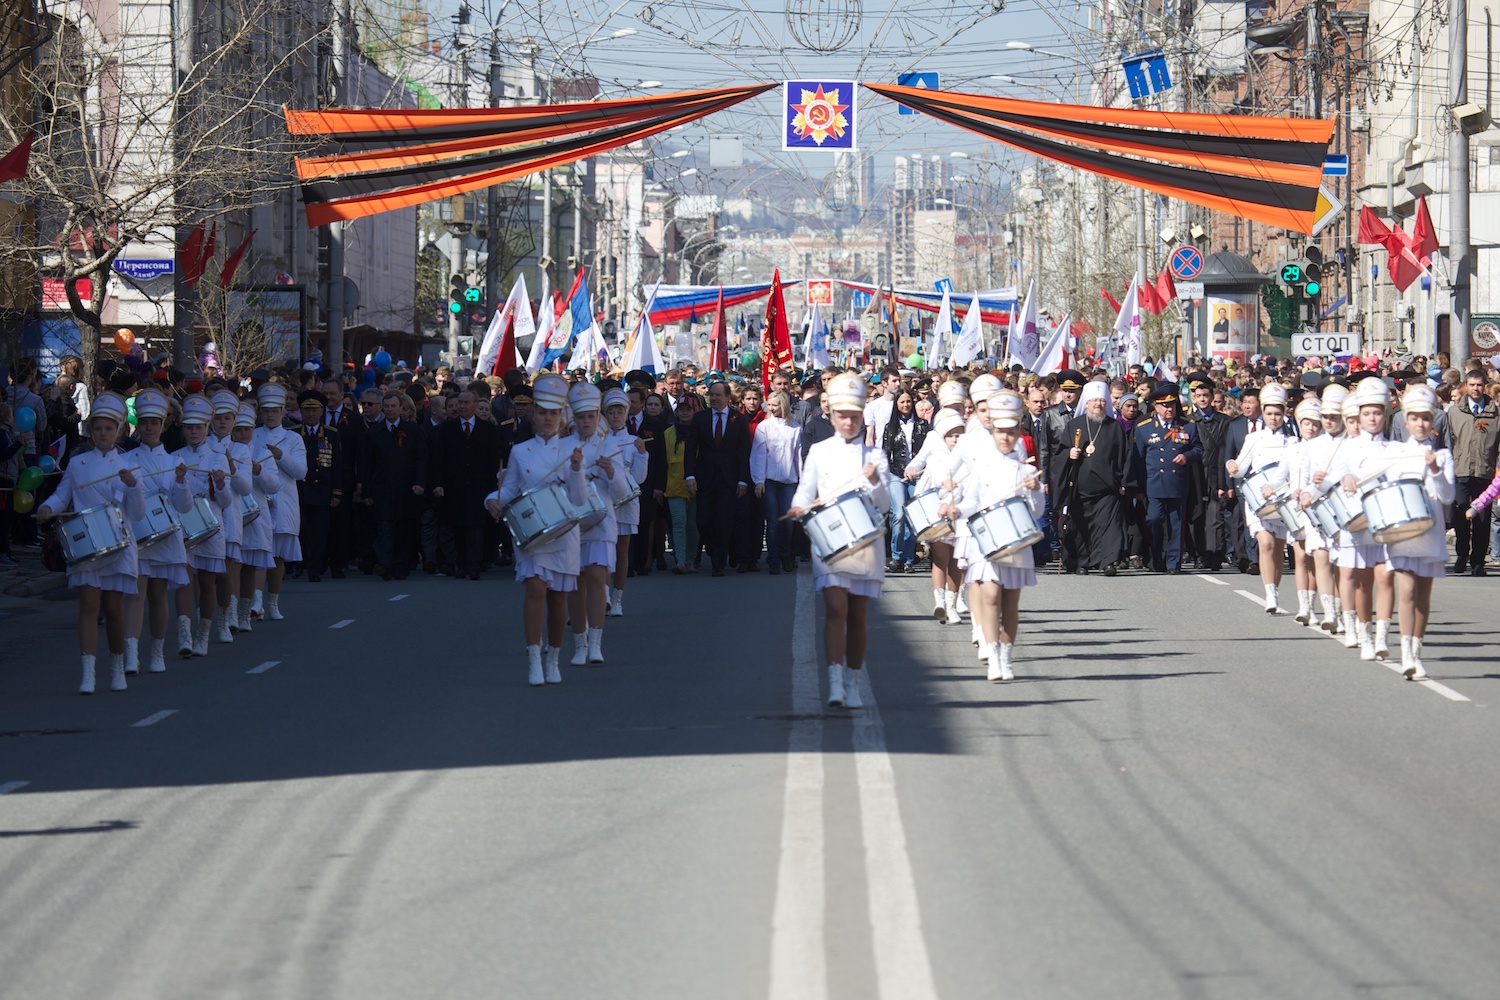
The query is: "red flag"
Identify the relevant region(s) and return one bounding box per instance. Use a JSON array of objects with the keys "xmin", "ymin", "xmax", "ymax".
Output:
[
  {"xmin": 761, "ymin": 268, "xmax": 794, "ymax": 392},
  {"xmin": 1137, "ymin": 277, "xmax": 1161, "ymax": 315},
  {"xmin": 1155, "ymin": 265, "xmax": 1176, "ymax": 309},
  {"xmin": 1385, "ymin": 228, "xmax": 1423, "ymax": 292},
  {"xmin": 1101, "ymin": 287, "xmax": 1123, "ymax": 312},
  {"xmin": 494, "ymin": 310, "xmax": 516, "ymax": 375},
  {"xmin": 201, "ymin": 221, "xmax": 217, "ymax": 268},
  {"xmin": 178, "ymin": 223, "xmax": 206, "ymax": 286},
  {"xmin": 219, "ymin": 230, "xmax": 257, "ymax": 287},
  {"xmin": 0, "ymin": 131, "xmax": 34, "ymax": 183},
  {"xmin": 1357, "ymin": 205, "xmax": 1391, "ymax": 245},
  {"xmin": 1412, "ymin": 195, "xmax": 1439, "ymax": 263},
  {"xmin": 708, "ymin": 285, "xmax": 729, "ymax": 371}
]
